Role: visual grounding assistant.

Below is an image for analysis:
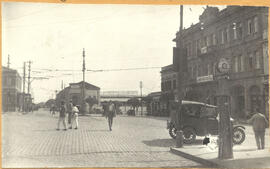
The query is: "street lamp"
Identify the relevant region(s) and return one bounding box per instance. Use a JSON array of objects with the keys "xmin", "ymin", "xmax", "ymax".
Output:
[{"xmin": 216, "ymin": 58, "xmax": 233, "ymax": 159}]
